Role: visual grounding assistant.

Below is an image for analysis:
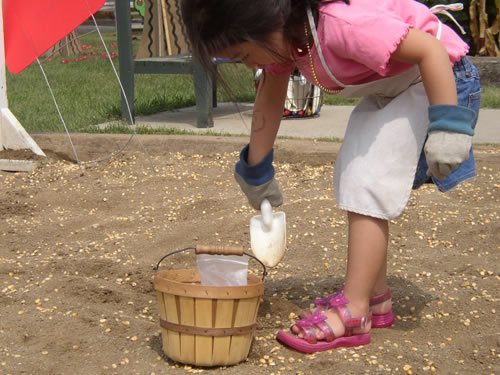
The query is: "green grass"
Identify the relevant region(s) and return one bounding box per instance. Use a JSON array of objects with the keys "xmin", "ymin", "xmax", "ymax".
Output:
[
  {"xmin": 481, "ymin": 86, "xmax": 500, "ymax": 108},
  {"xmin": 6, "ymin": 31, "xmax": 256, "ymax": 133},
  {"xmin": 6, "ymin": 56, "xmax": 256, "ymax": 133},
  {"xmin": 5, "ymin": 31, "xmax": 500, "ymax": 134}
]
